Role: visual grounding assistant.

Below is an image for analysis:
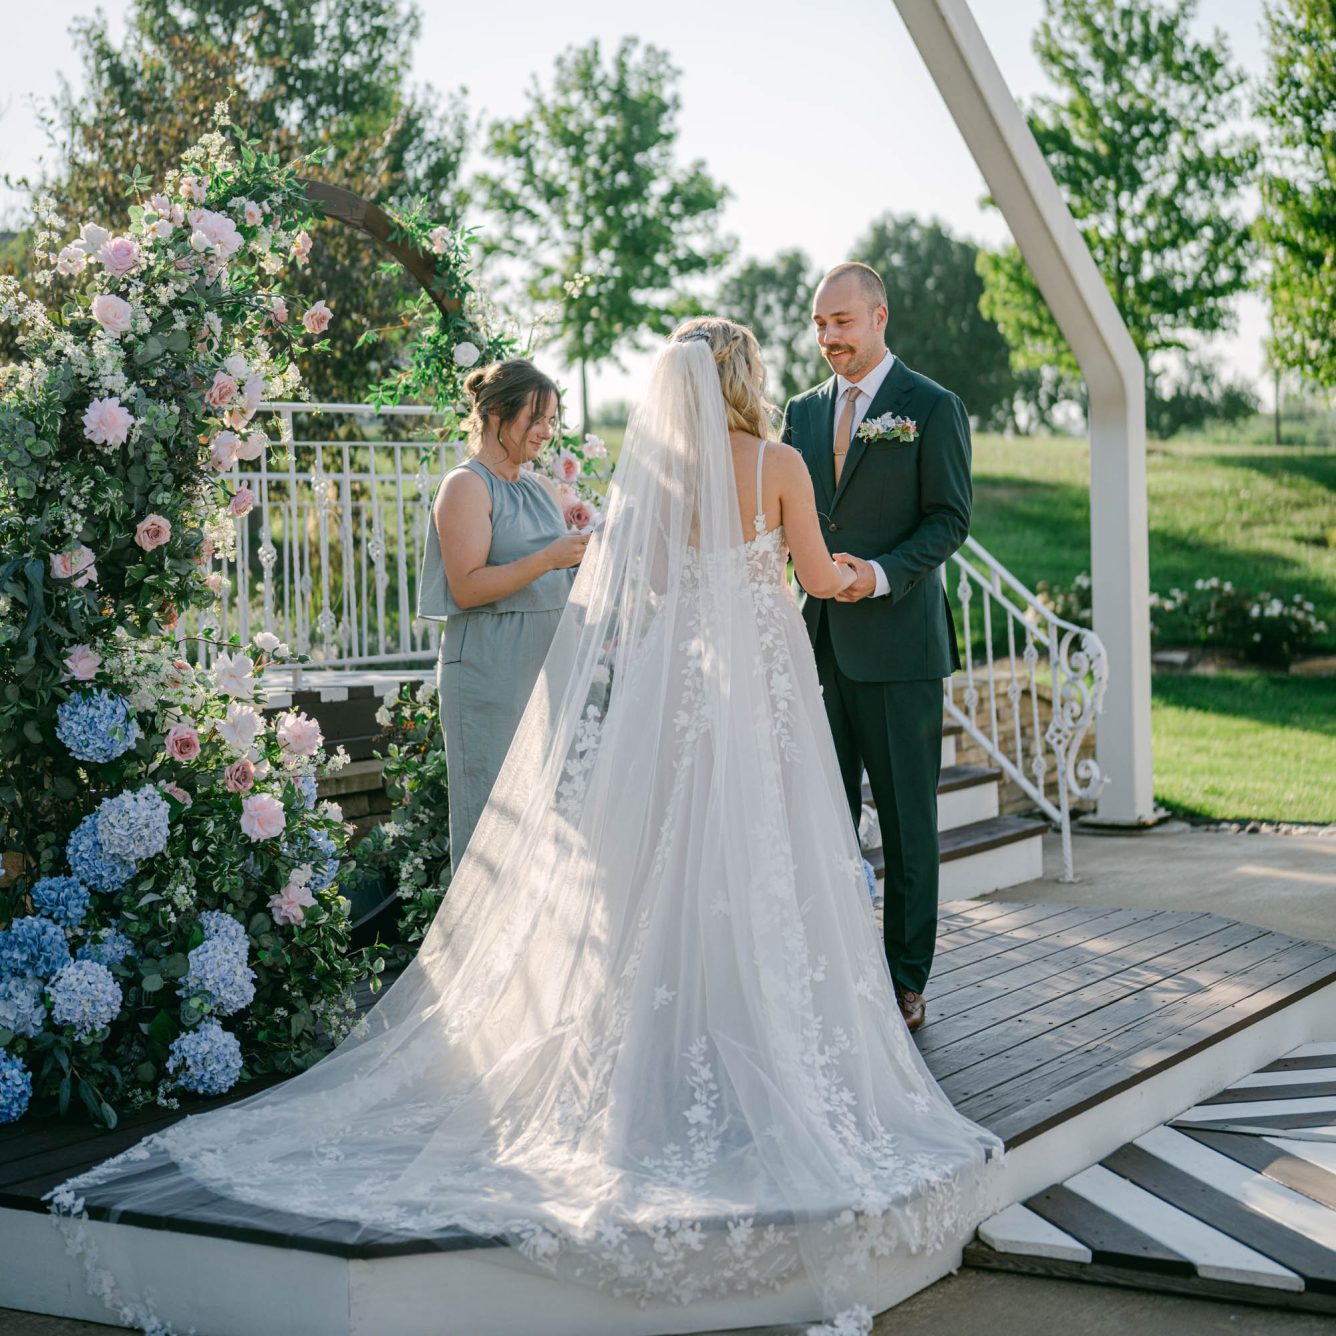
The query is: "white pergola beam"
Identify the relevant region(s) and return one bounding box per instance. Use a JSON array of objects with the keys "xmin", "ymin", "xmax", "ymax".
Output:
[{"xmin": 893, "ymin": 0, "xmax": 1155, "ymax": 823}]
